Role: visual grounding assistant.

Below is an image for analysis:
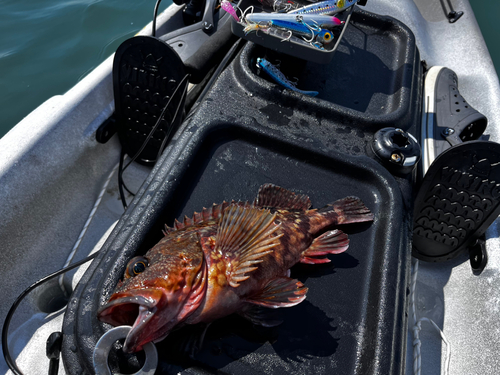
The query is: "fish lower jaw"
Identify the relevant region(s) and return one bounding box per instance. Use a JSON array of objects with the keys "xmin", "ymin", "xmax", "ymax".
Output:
[{"xmin": 123, "ymin": 305, "xmax": 157, "ymax": 353}]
